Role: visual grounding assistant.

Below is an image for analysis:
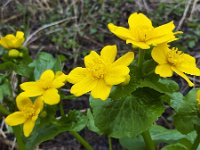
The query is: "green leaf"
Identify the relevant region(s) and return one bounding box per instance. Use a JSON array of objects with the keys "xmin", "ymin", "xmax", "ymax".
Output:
[
  {"xmin": 110, "ymin": 64, "xmax": 179, "ymax": 100},
  {"xmin": 161, "ymin": 143, "xmax": 188, "ymax": 150},
  {"xmin": 0, "ymin": 78, "xmax": 12, "ymax": 103},
  {"xmin": 29, "ymin": 52, "xmax": 63, "ymax": 80},
  {"xmin": 119, "ymin": 125, "xmax": 186, "ymax": 150},
  {"xmin": 90, "ymin": 88, "xmax": 164, "ymax": 138},
  {"xmin": 173, "ymin": 88, "xmax": 200, "ymax": 134},
  {"xmin": 26, "ymin": 110, "xmax": 87, "ymax": 150}
]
